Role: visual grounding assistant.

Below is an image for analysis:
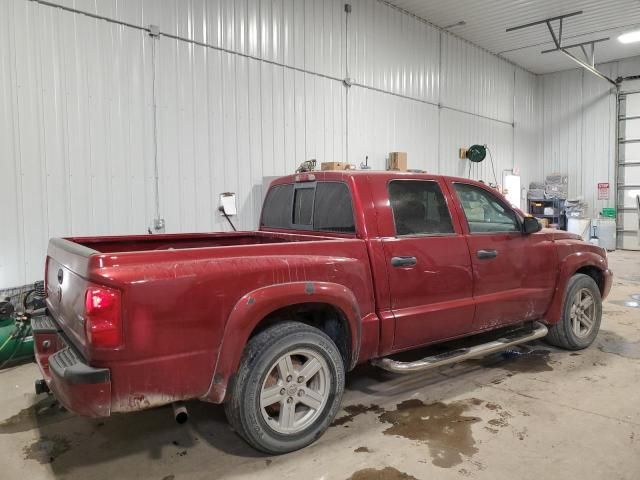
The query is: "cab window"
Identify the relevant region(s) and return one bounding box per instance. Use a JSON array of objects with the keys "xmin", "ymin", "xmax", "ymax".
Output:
[
  {"xmin": 261, "ymin": 182, "xmax": 355, "ymax": 234},
  {"xmin": 453, "ymin": 183, "xmax": 519, "ymax": 233},
  {"xmin": 388, "ymin": 180, "xmax": 455, "ymax": 236}
]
